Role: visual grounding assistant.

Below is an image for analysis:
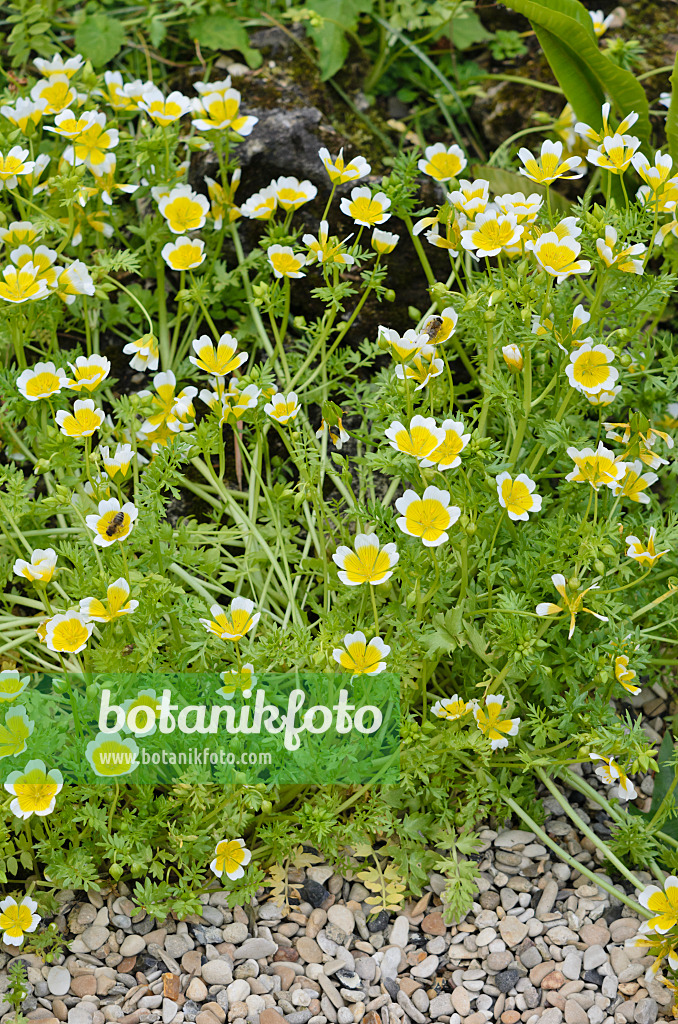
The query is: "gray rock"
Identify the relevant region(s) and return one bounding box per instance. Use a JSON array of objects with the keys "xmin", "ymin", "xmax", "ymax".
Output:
[
  {"xmin": 201, "ymin": 959, "xmax": 234, "ymax": 985},
  {"xmin": 389, "ymin": 916, "xmax": 409, "ymax": 948},
  {"xmin": 582, "ymin": 945, "xmax": 607, "ymax": 971},
  {"xmin": 47, "ymin": 966, "xmax": 70, "ymax": 996},
  {"xmin": 634, "ymin": 999, "xmax": 658, "ymax": 1024},
  {"xmin": 410, "ymin": 954, "xmax": 438, "ymax": 979},
  {"xmin": 429, "ymin": 993, "xmax": 454, "ymax": 1018},
  {"xmin": 379, "ymin": 946, "xmax": 401, "ymax": 981},
  {"xmin": 162, "ymin": 999, "xmax": 178, "ymax": 1024},
  {"xmin": 119, "ymin": 934, "xmax": 146, "ymax": 957},
  {"xmin": 233, "ymin": 938, "xmax": 277, "ymax": 960},
  {"xmin": 496, "ymin": 969, "xmax": 520, "ymax": 993},
  {"xmin": 540, "ymin": 1009, "xmax": 563, "ymax": 1024},
  {"xmin": 221, "ymin": 922, "xmax": 248, "ymax": 944},
  {"xmin": 397, "ymin": 990, "xmax": 426, "ymax": 1024},
  {"xmin": 80, "ymin": 925, "xmax": 109, "ymax": 951}
]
